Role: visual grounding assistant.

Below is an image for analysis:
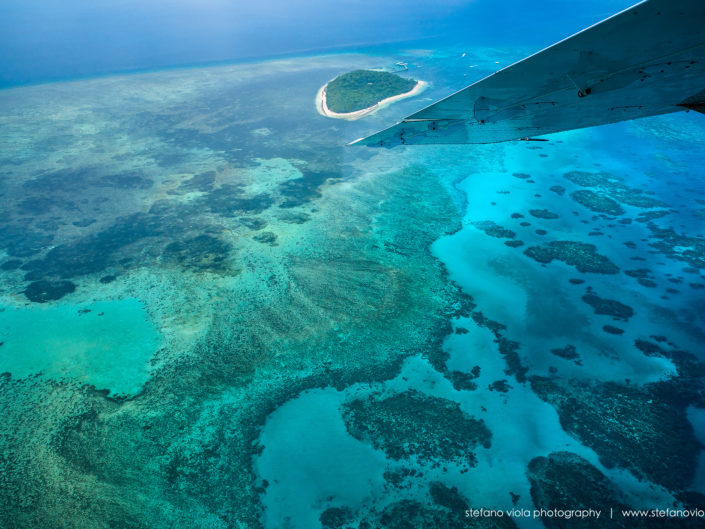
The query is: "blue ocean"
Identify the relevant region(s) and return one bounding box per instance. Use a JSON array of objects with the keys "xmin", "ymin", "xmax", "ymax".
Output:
[{"xmin": 2, "ymin": 1, "xmax": 705, "ymax": 528}]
